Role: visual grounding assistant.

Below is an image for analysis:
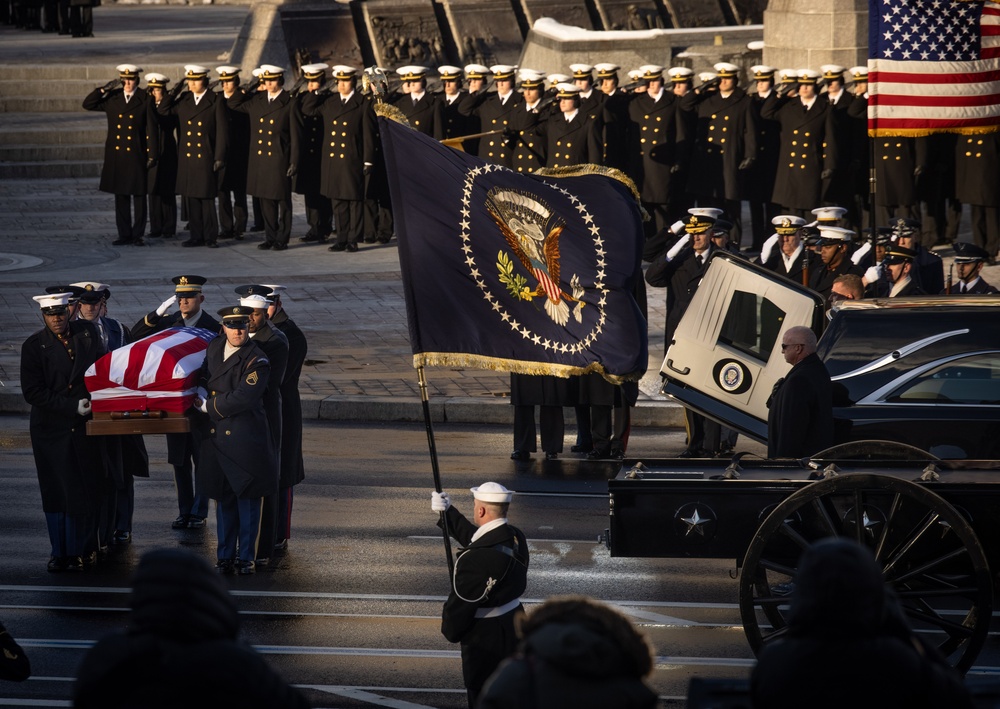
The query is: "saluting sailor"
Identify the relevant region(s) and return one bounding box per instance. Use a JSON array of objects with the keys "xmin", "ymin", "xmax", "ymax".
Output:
[{"xmin": 431, "ymin": 483, "xmax": 529, "ymax": 709}]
